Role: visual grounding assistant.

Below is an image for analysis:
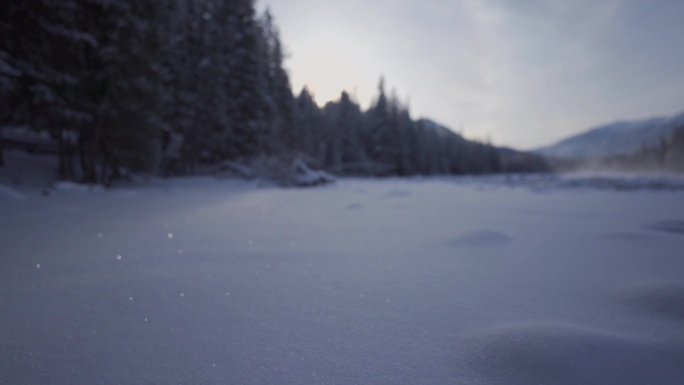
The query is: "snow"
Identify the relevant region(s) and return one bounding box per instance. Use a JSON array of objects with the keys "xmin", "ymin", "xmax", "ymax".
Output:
[
  {"xmin": 0, "ymin": 184, "xmax": 28, "ymax": 201},
  {"xmin": 53, "ymin": 181, "xmax": 104, "ymax": 193},
  {"xmin": 1, "ymin": 176, "xmax": 684, "ymax": 384},
  {"xmin": 291, "ymin": 158, "xmax": 336, "ymax": 187}
]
